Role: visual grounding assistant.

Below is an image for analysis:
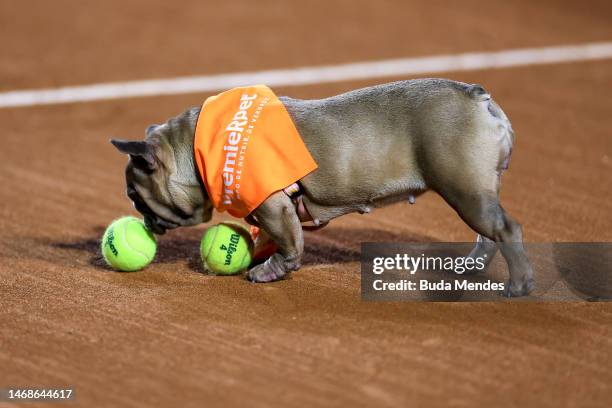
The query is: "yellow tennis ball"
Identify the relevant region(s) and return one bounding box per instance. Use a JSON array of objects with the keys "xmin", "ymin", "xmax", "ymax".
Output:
[
  {"xmin": 101, "ymin": 216, "xmax": 157, "ymax": 271},
  {"xmin": 200, "ymin": 222, "xmax": 253, "ymax": 275}
]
